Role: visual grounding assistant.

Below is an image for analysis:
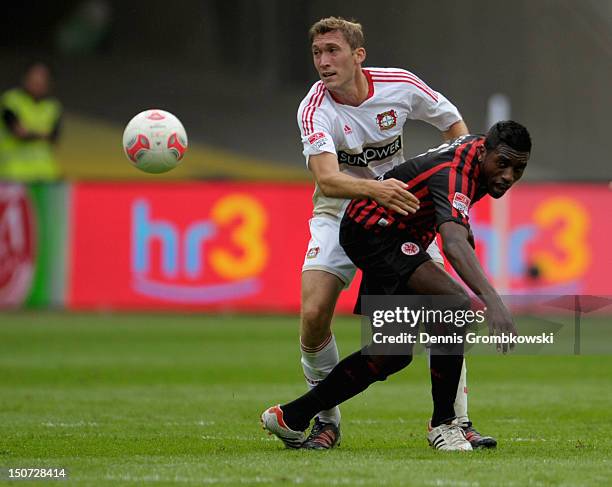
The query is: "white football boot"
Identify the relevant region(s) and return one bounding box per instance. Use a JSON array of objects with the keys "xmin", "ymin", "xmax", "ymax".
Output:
[
  {"xmin": 261, "ymin": 405, "xmax": 306, "ymax": 449},
  {"xmin": 427, "ymin": 422, "xmax": 473, "ymax": 451}
]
